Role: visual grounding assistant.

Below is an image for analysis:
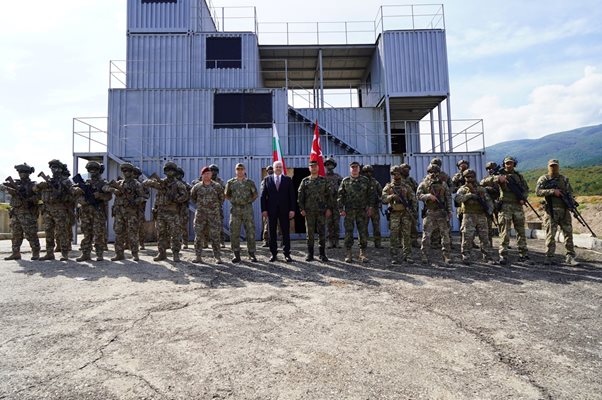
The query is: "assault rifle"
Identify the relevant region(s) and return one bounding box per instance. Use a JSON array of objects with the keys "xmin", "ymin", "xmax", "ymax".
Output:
[
  {"xmin": 466, "ymin": 183, "xmax": 492, "ymax": 216},
  {"xmin": 542, "ymin": 178, "xmax": 597, "ymax": 238},
  {"xmin": 73, "ymin": 174, "xmax": 101, "ymax": 209},
  {"xmin": 1, "ymin": 177, "xmax": 21, "ymax": 196},
  {"xmin": 504, "ymin": 173, "xmax": 542, "ymax": 220}
]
